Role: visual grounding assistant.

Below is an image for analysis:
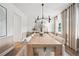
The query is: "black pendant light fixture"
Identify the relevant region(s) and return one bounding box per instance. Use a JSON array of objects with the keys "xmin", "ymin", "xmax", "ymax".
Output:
[{"xmin": 35, "ymin": 3, "xmax": 51, "ymax": 23}]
